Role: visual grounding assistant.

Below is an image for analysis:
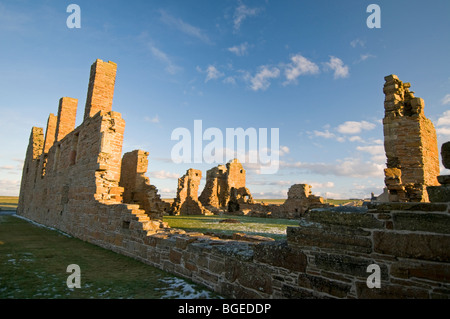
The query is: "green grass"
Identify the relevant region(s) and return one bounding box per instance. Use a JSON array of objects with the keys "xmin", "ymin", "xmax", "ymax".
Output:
[
  {"xmin": 0, "ymin": 196, "xmax": 18, "ymax": 211},
  {"xmin": 163, "ymin": 214, "xmax": 300, "ymax": 241},
  {"xmin": 0, "ymin": 214, "xmax": 220, "ymax": 299}
]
